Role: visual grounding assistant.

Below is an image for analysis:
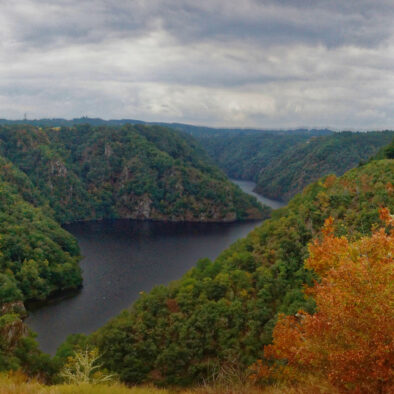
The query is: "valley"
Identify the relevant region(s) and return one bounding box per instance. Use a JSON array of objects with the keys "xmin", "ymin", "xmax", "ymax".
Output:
[
  {"xmin": 26, "ymin": 180, "xmax": 280, "ymax": 354},
  {"xmin": 0, "ymin": 124, "xmax": 392, "ymax": 392},
  {"xmin": 2, "ymin": 2, "xmax": 393, "ymax": 391}
]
